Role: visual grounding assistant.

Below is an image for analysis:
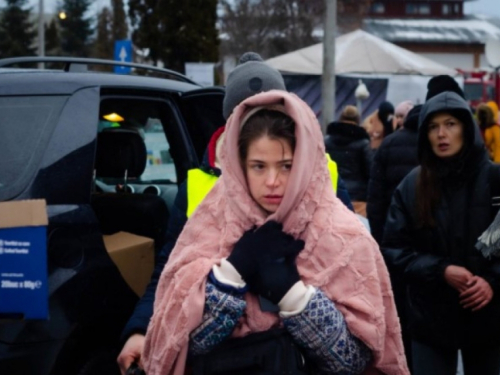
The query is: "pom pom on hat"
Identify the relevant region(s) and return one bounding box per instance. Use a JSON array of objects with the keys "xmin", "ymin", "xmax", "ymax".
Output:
[{"xmin": 223, "ymin": 52, "xmax": 286, "ymax": 119}]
